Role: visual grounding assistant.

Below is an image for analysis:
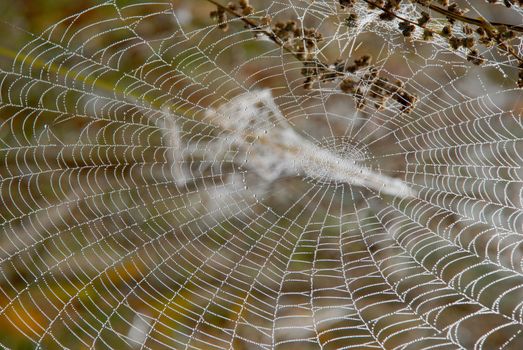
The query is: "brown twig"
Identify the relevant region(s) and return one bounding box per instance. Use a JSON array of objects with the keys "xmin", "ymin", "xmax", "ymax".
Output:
[
  {"xmin": 421, "ymin": 1, "xmax": 523, "ymax": 63},
  {"xmin": 361, "ymin": 0, "xmax": 523, "ymax": 64},
  {"xmin": 204, "ymin": 0, "xmax": 288, "ymax": 52},
  {"xmin": 423, "ymin": 2, "xmax": 523, "ymax": 34},
  {"xmin": 203, "ymin": 0, "xmax": 340, "ymax": 74},
  {"xmin": 203, "ymin": 0, "xmax": 418, "ymax": 112},
  {"xmin": 361, "ymin": 0, "xmax": 419, "ymax": 26}
]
